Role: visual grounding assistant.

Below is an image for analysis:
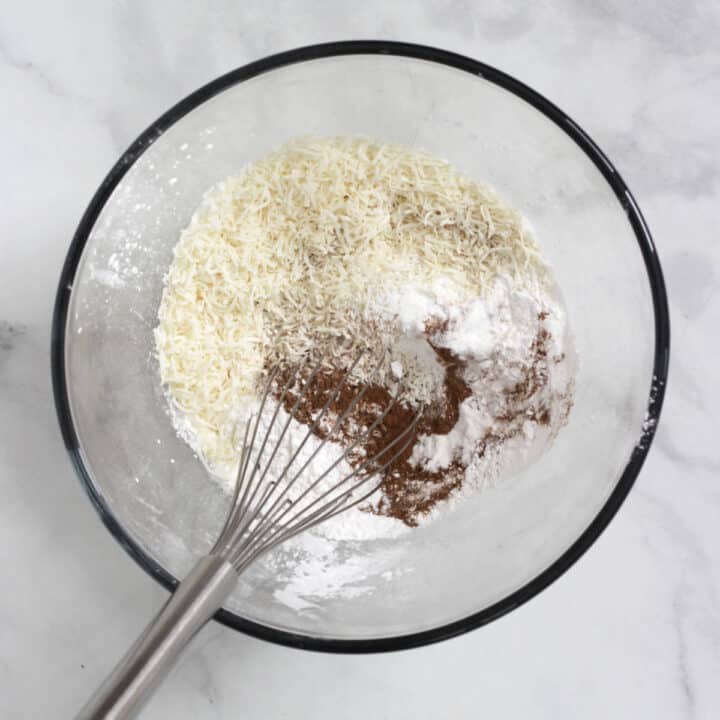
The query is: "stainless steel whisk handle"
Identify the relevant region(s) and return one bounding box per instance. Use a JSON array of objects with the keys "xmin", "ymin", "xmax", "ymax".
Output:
[
  {"xmin": 75, "ymin": 354, "xmax": 420, "ymax": 719},
  {"xmin": 75, "ymin": 555, "xmax": 238, "ymax": 720}
]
